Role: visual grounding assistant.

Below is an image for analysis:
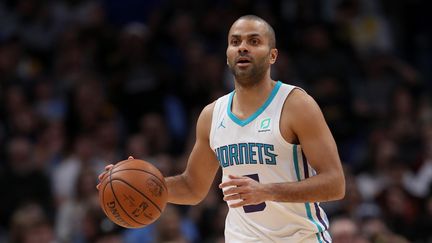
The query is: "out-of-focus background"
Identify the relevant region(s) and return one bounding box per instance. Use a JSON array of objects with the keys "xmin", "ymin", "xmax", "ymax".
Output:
[{"xmin": 0, "ymin": 0, "xmax": 431, "ymax": 242}]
